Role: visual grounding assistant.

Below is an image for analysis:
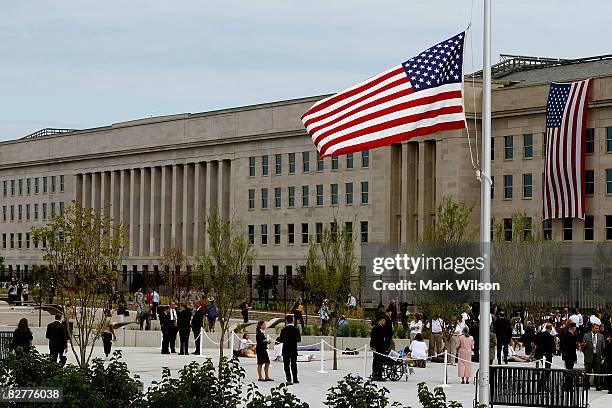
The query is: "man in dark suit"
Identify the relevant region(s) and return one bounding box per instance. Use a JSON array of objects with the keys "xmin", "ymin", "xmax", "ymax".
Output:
[
  {"xmin": 46, "ymin": 314, "xmax": 68, "ymax": 364},
  {"xmin": 168, "ymin": 301, "xmax": 178, "ymax": 353},
  {"xmin": 191, "ymin": 300, "xmax": 204, "ymax": 355},
  {"xmin": 561, "ymin": 323, "xmax": 578, "ymax": 369},
  {"xmin": 370, "ymin": 316, "xmax": 388, "ymax": 381},
  {"xmin": 159, "ymin": 306, "xmax": 171, "ymax": 354},
  {"xmin": 534, "ymin": 323, "xmax": 555, "ymax": 368},
  {"xmin": 277, "ymin": 315, "xmax": 301, "ymax": 384},
  {"xmin": 493, "ymin": 311, "xmax": 512, "ymax": 364},
  {"xmin": 583, "ymin": 323, "xmax": 605, "ymax": 391}
]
